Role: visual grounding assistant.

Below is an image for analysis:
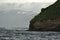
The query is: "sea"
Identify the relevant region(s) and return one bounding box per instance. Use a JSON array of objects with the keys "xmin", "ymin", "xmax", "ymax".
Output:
[{"xmin": 0, "ymin": 29, "xmax": 60, "ymax": 40}]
